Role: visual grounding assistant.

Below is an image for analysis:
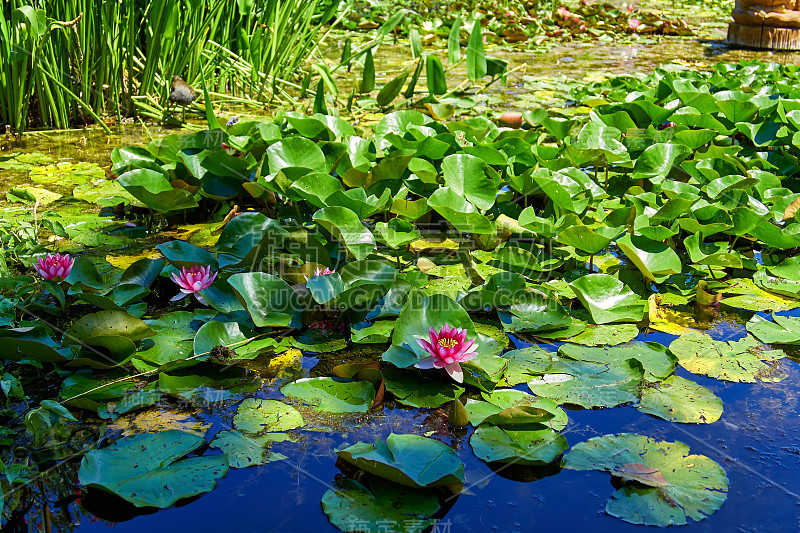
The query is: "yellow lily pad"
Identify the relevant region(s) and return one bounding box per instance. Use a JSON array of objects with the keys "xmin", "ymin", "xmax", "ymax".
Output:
[
  {"xmin": 109, "ymin": 408, "xmax": 211, "ymax": 437},
  {"xmin": 106, "ymin": 250, "xmax": 162, "ymax": 270}
]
